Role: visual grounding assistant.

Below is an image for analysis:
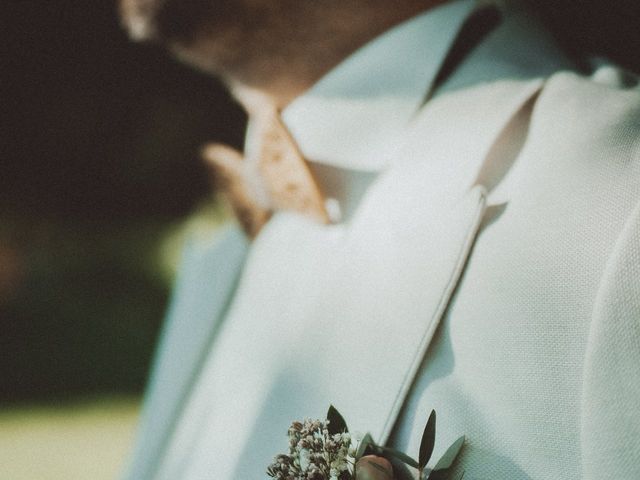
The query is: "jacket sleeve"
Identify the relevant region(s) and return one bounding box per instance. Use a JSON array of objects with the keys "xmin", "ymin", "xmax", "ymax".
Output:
[
  {"xmin": 121, "ymin": 224, "xmax": 248, "ymax": 480},
  {"xmin": 581, "ymin": 198, "xmax": 640, "ymax": 479}
]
